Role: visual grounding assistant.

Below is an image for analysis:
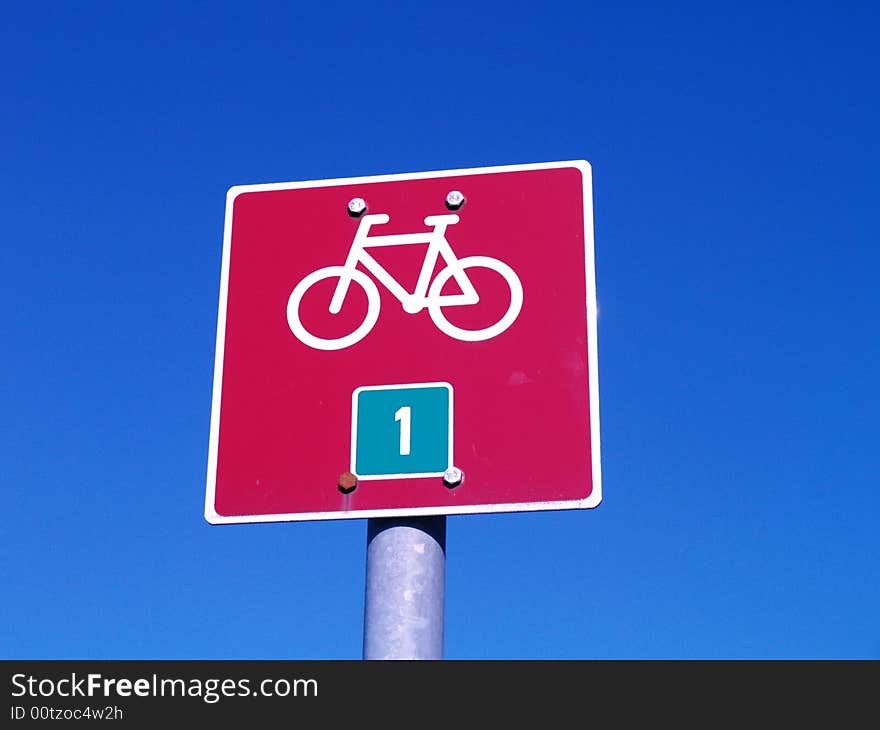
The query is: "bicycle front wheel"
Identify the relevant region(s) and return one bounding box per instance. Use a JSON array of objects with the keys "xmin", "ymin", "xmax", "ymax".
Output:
[{"xmin": 427, "ymin": 256, "xmax": 523, "ymax": 342}]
